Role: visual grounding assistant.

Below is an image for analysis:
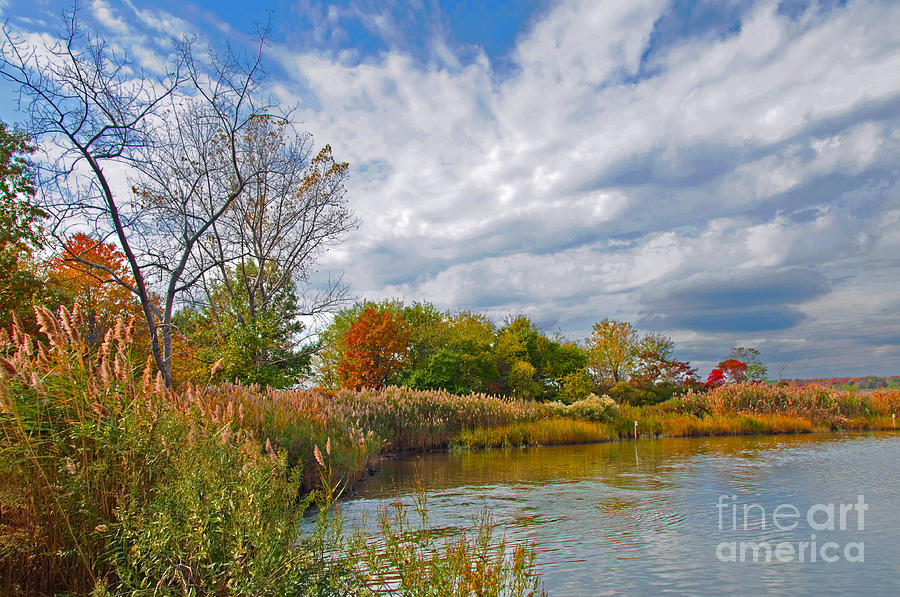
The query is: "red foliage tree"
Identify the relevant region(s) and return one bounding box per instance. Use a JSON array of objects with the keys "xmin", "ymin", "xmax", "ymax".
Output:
[
  {"xmin": 717, "ymin": 359, "xmax": 749, "ymax": 383},
  {"xmin": 337, "ymin": 307, "xmax": 410, "ymax": 390},
  {"xmin": 705, "ymin": 368, "xmax": 726, "ymax": 389}
]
